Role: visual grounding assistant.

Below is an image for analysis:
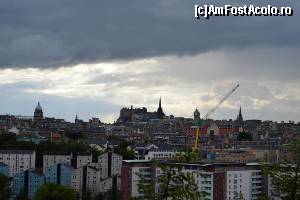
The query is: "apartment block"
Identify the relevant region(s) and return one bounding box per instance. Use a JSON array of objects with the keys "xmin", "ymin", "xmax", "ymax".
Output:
[
  {"xmin": 121, "ymin": 160, "xmax": 152, "ymax": 200},
  {"xmin": 11, "ymin": 170, "xmax": 45, "ymax": 199},
  {"xmin": 0, "ymin": 162, "xmax": 9, "ymax": 176},
  {"xmin": 0, "ymin": 150, "xmax": 36, "ymax": 177},
  {"xmin": 45, "ymin": 163, "xmax": 74, "ymax": 187},
  {"xmin": 71, "ymin": 166, "xmax": 101, "ymax": 199},
  {"xmin": 98, "ymin": 152, "xmax": 122, "ymax": 179},
  {"xmin": 43, "ymin": 154, "xmax": 72, "ymax": 173},
  {"xmin": 76, "ymin": 154, "xmax": 92, "ymax": 168},
  {"xmin": 121, "ymin": 161, "xmax": 264, "ymax": 200}
]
